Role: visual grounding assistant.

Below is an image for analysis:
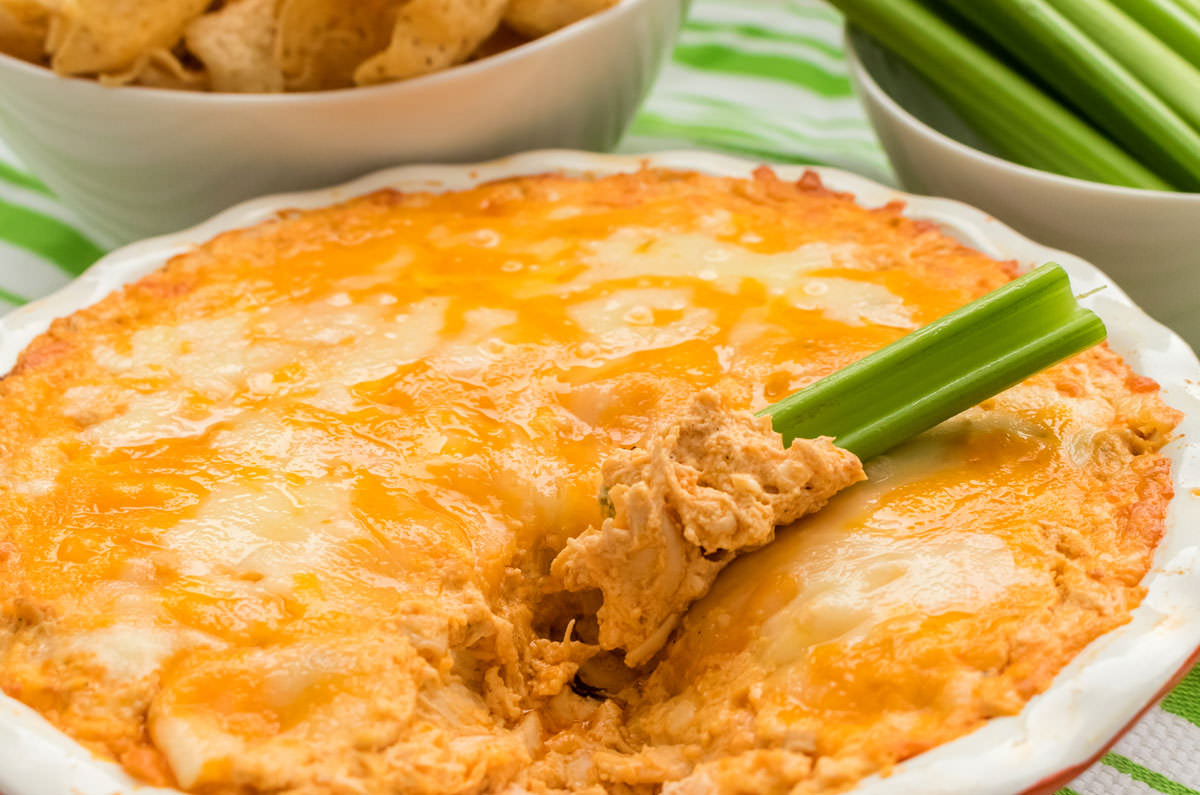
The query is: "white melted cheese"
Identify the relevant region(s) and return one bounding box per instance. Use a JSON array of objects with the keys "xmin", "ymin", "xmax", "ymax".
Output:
[
  {"xmin": 529, "ymin": 229, "xmax": 909, "ymax": 331},
  {"xmin": 707, "ymin": 426, "xmax": 1041, "ymax": 666},
  {"xmin": 84, "ymin": 297, "xmax": 449, "ymax": 447},
  {"xmin": 789, "ymin": 277, "xmax": 915, "ymax": 329},
  {"xmin": 159, "ymin": 479, "xmax": 361, "ymax": 592},
  {"xmin": 568, "ymin": 288, "xmax": 717, "ymax": 359},
  {"xmin": 761, "ymin": 531, "xmax": 1025, "ymax": 662},
  {"xmin": 12, "ymin": 478, "xmax": 54, "ymax": 496},
  {"xmin": 149, "ymin": 644, "xmax": 386, "ymax": 789},
  {"xmin": 82, "ymin": 394, "xmax": 240, "ymax": 449},
  {"xmin": 261, "ymin": 296, "xmax": 448, "ymax": 390},
  {"xmin": 209, "ymin": 414, "xmax": 332, "ymax": 479},
  {"xmin": 436, "ymin": 307, "xmax": 520, "ymax": 375},
  {"xmin": 581, "ymin": 229, "xmax": 861, "ymax": 296},
  {"xmin": 63, "ymin": 626, "xmax": 181, "ymax": 680},
  {"xmin": 317, "ymin": 298, "xmax": 447, "ymax": 387},
  {"xmin": 152, "ymin": 711, "xmax": 243, "ymax": 789},
  {"xmin": 94, "ymin": 316, "xmax": 291, "ymax": 400},
  {"xmin": 92, "ymin": 298, "xmax": 447, "ymax": 396},
  {"xmin": 60, "ymin": 385, "xmax": 133, "ymax": 424}
]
